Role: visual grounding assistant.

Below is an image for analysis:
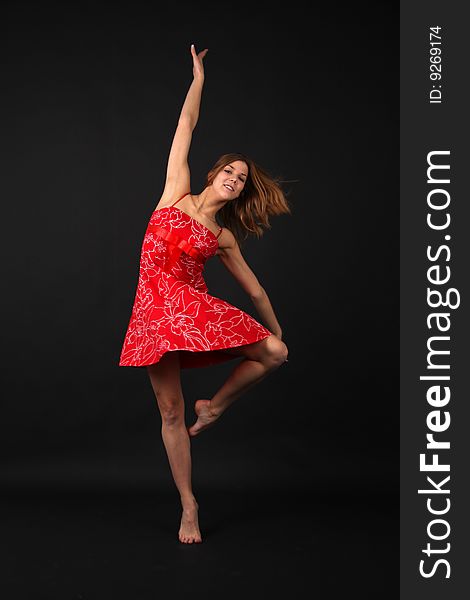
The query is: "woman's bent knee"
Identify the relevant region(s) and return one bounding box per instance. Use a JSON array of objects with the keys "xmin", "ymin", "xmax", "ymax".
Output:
[{"xmin": 264, "ymin": 335, "xmax": 288, "ymax": 369}]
